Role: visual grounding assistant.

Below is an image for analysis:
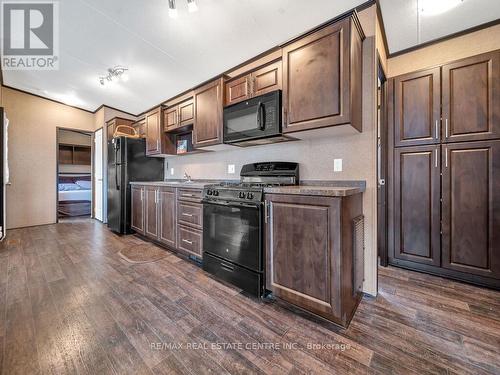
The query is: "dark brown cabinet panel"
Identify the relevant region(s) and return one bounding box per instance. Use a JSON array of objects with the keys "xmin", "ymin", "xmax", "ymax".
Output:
[
  {"xmin": 282, "ymin": 16, "xmax": 363, "ymax": 133},
  {"xmin": 252, "ymin": 61, "xmax": 282, "ymax": 97},
  {"xmin": 265, "ymin": 193, "xmax": 363, "ymax": 327},
  {"xmin": 164, "ymin": 107, "xmax": 178, "ymax": 131},
  {"xmin": 225, "ymin": 75, "xmax": 251, "ymax": 106},
  {"xmin": 442, "ymin": 51, "xmax": 500, "ymax": 143},
  {"xmin": 145, "ymin": 187, "xmax": 159, "ymax": 238},
  {"xmin": 393, "ymin": 145, "xmax": 441, "ymax": 266},
  {"xmin": 159, "ymin": 187, "xmax": 176, "ymax": 248},
  {"xmin": 394, "ymin": 68, "xmax": 440, "ymax": 147},
  {"xmin": 177, "ymin": 225, "xmax": 202, "ymax": 258},
  {"xmin": 193, "ymin": 78, "xmax": 223, "ymax": 147},
  {"xmin": 145, "ymin": 107, "xmax": 163, "ymax": 155},
  {"xmin": 131, "ymin": 186, "xmax": 144, "ymax": 234},
  {"xmin": 441, "ymin": 140, "xmax": 500, "ymax": 278},
  {"xmin": 164, "ymin": 98, "xmax": 195, "ymax": 131},
  {"xmin": 178, "ymin": 99, "xmax": 194, "ymax": 126}
]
